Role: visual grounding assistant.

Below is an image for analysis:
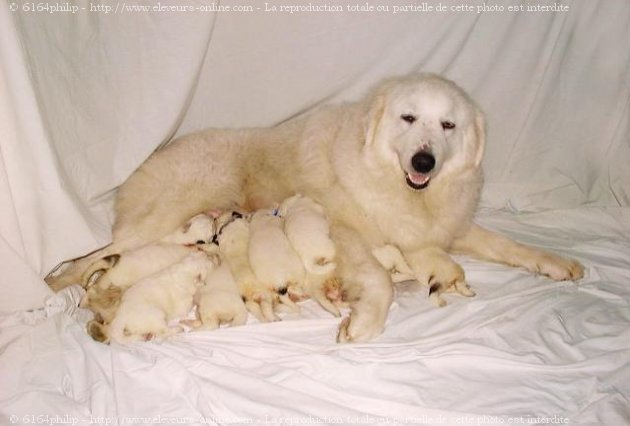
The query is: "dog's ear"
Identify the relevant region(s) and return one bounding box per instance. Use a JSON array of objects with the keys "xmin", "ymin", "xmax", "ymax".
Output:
[
  {"xmin": 463, "ymin": 106, "xmax": 486, "ymax": 169},
  {"xmin": 363, "ymin": 90, "xmax": 386, "ymax": 147},
  {"xmin": 472, "ymin": 107, "xmax": 486, "ymax": 168}
]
